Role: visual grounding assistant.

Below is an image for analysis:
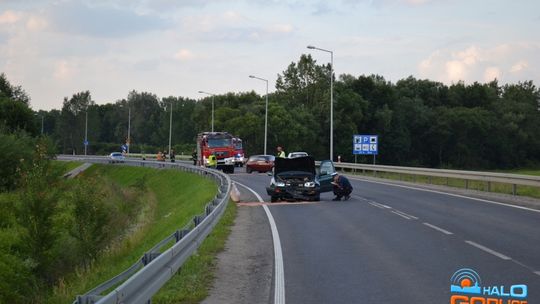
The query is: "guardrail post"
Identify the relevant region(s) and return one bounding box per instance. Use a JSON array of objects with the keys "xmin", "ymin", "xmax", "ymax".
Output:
[
  {"xmin": 446, "ymin": 177, "xmax": 449, "ymax": 186},
  {"xmin": 465, "ymin": 180, "xmax": 469, "ymax": 189},
  {"xmin": 428, "ymin": 176, "xmax": 432, "ymax": 184},
  {"xmin": 142, "ymin": 252, "xmax": 161, "ymax": 266},
  {"xmin": 487, "ymin": 181, "xmax": 491, "ymax": 192},
  {"xmin": 512, "ymin": 184, "xmax": 517, "ymax": 195}
]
